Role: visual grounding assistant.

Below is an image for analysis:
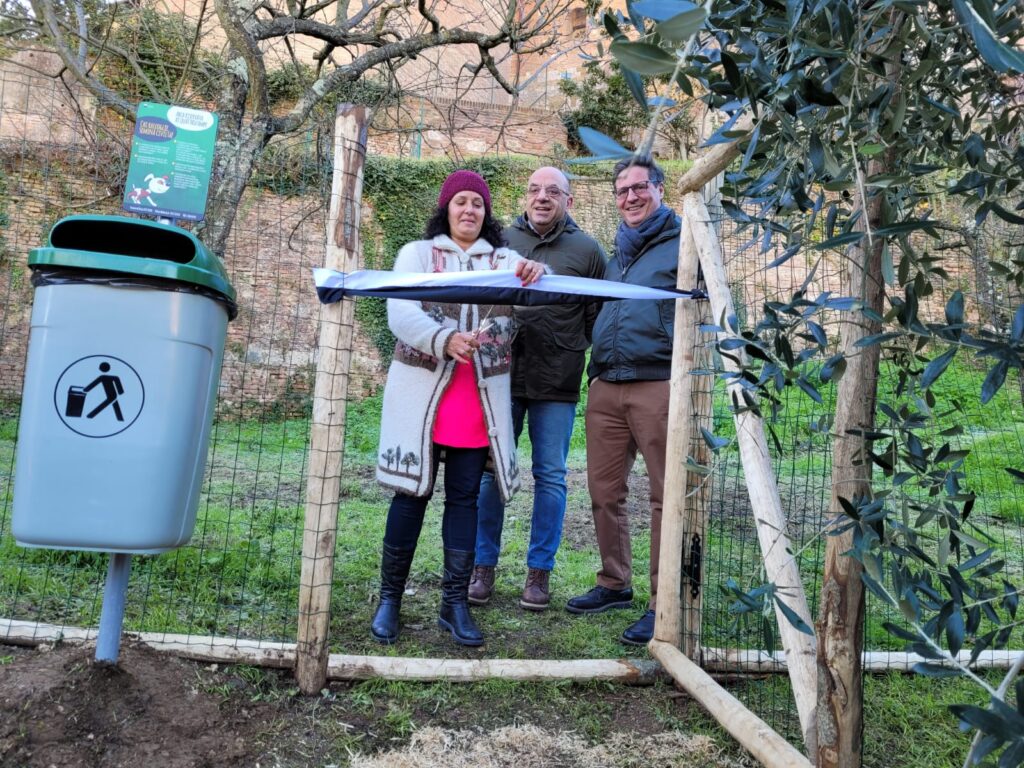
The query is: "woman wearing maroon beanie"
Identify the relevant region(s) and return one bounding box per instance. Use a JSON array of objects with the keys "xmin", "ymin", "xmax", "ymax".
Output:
[{"xmin": 370, "ymin": 170, "xmax": 544, "ymax": 647}]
